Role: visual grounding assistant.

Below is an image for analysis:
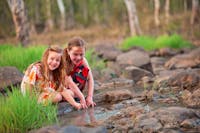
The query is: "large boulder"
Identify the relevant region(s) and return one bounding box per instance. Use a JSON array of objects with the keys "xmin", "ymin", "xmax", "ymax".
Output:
[
  {"xmin": 0, "ymin": 66, "xmax": 23, "ymax": 91},
  {"xmin": 116, "ymin": 49, "xmax": 150, "ymax": 67},
  {"xmin": 165, "ymin": 47, "xmax": 200, "ymax": 69}
]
